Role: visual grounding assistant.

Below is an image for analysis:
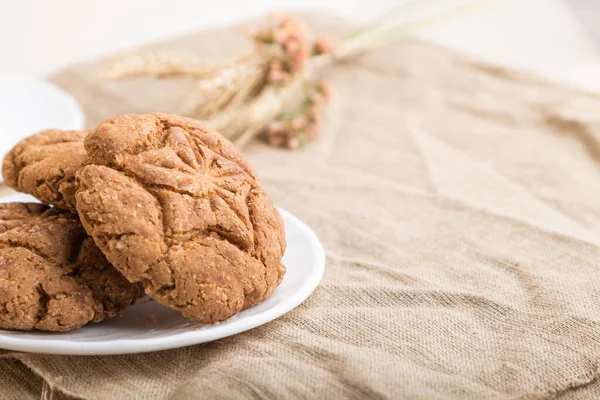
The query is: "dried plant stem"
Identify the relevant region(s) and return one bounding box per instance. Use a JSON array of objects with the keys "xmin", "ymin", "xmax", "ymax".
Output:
[
  {"xmin": 211, "ymin": 73, "xmax": 307, "ymax": 147},
  {"xmin": 187, "ymin": 59, "xmax": 269, "ymax": 119},
  {"xmin": 323, "ymin": 0, "xmax": 493, "ymax": 62},
  {"xmin": 107, "ymin": 52, "xmax": 237, "ymax": 80}
]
